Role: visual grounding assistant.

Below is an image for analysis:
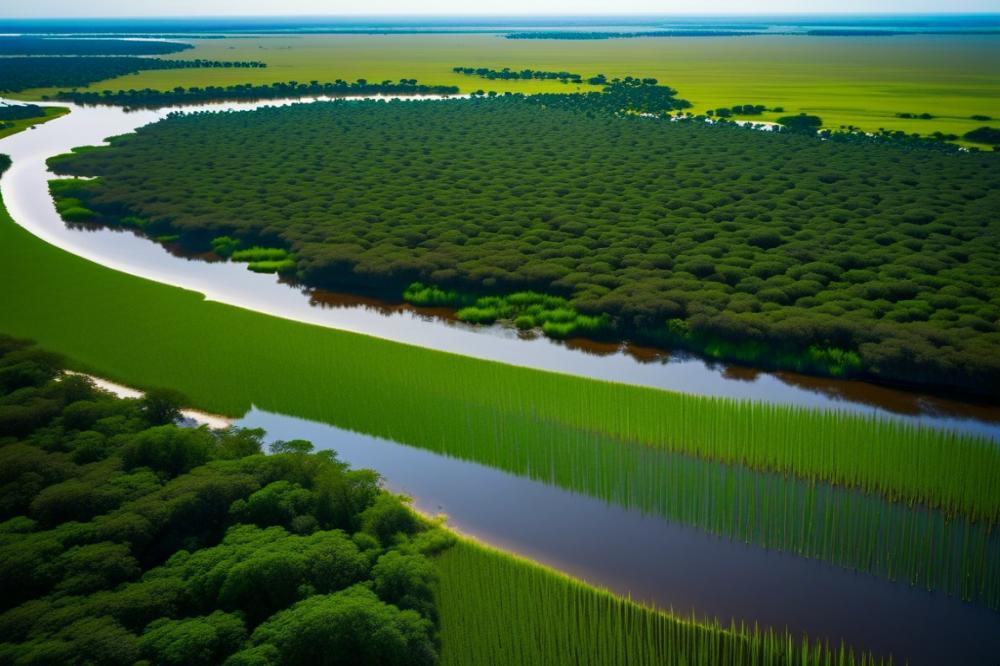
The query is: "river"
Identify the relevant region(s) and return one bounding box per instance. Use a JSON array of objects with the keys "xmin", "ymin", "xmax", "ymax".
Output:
[
  {"xmin": 1, "ymin": 96, "xmax": 998, "ymax": 440},
  {"xmin": 5, "ymin": 97, "xmax": 998, "ymax": 664}
]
